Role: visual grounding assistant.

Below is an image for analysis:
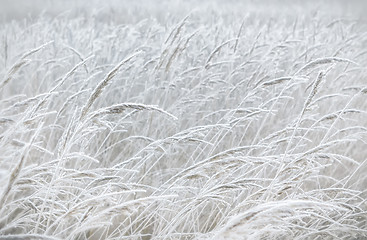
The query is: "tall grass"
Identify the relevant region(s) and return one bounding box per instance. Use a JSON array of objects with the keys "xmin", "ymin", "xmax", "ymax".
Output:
[{"xmin": 0, "ymin": 1, "xmax": 366, "ymax": 240}]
